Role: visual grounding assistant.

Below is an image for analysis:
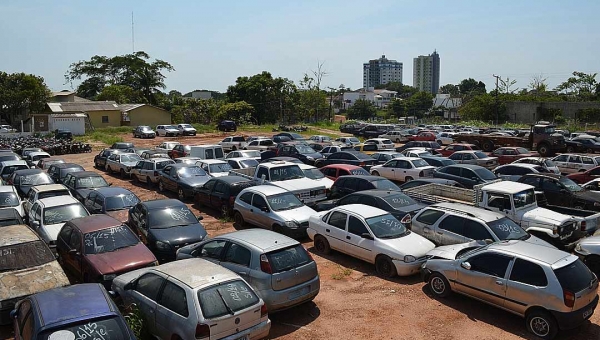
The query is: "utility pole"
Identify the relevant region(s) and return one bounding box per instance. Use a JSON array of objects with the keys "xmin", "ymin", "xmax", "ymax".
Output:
[{"xmin": 493, "ymin": 74, "xmax": 500, "ymax": 126}]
